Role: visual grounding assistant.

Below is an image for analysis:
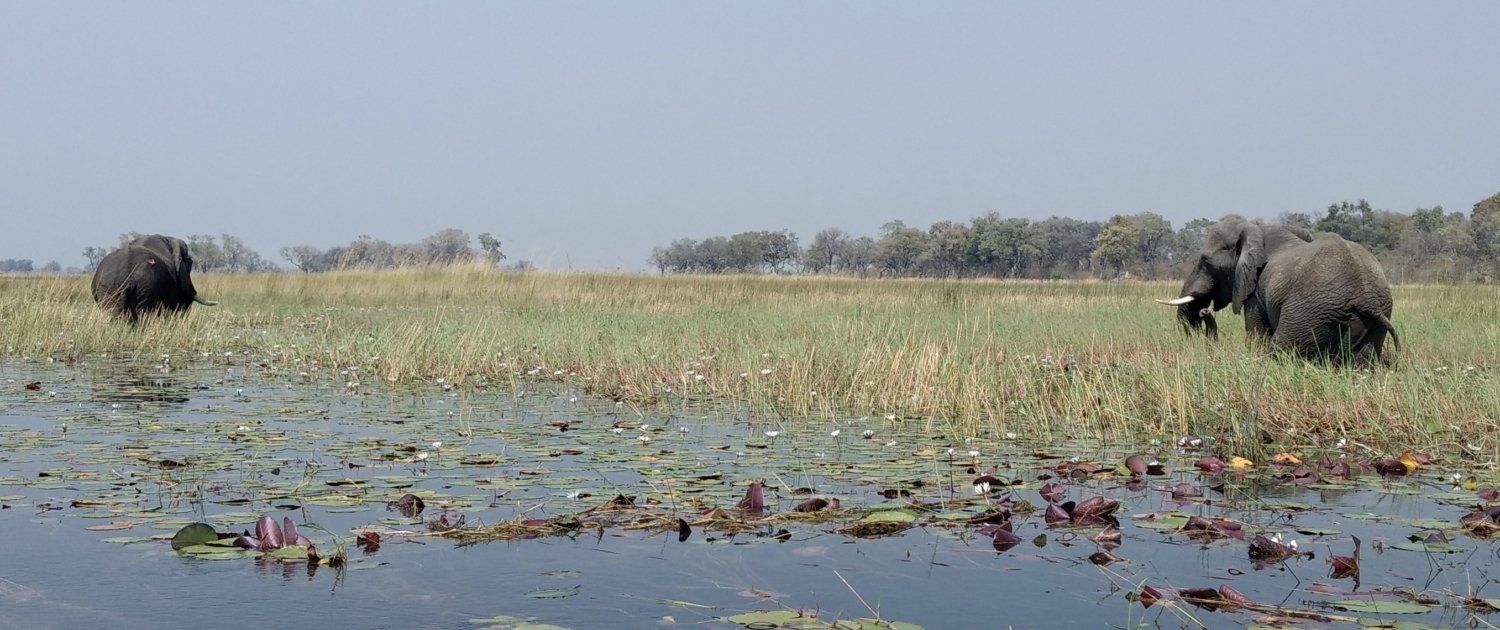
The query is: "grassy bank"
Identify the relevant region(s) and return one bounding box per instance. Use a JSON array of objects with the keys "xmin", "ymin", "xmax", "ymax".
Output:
[{"xmin": 2, "ymin": 269, "xmax": 1497, "ymax": 452}]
